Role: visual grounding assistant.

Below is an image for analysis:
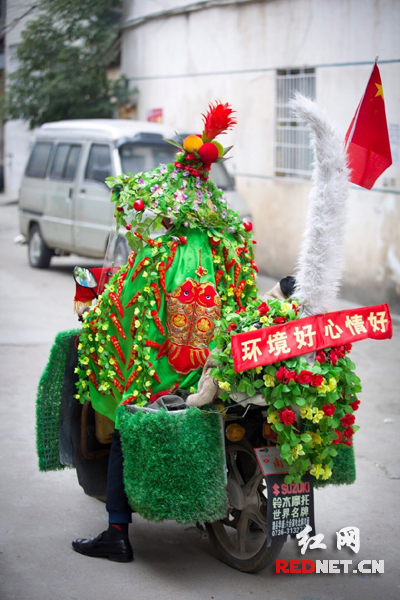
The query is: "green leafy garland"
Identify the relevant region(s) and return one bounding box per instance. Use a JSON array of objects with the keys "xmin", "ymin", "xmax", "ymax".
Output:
[
  {"xmin": 210, "ymin": 298, "xmax": 362, "ymax": 484},
  {"xmin": 74, "ymin": 159, "xmax": 260, "ymax": 409}
]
